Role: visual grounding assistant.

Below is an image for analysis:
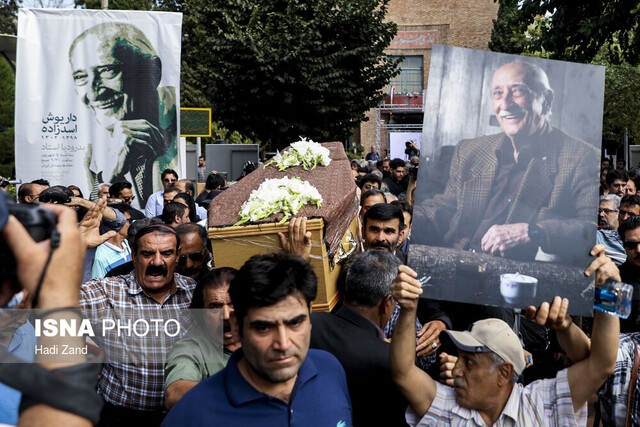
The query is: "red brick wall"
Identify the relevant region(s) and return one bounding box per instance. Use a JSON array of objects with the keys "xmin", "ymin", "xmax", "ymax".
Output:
[{"xmin": 358, "ymin": 0, "xmax": 498, "ymax": 155}]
